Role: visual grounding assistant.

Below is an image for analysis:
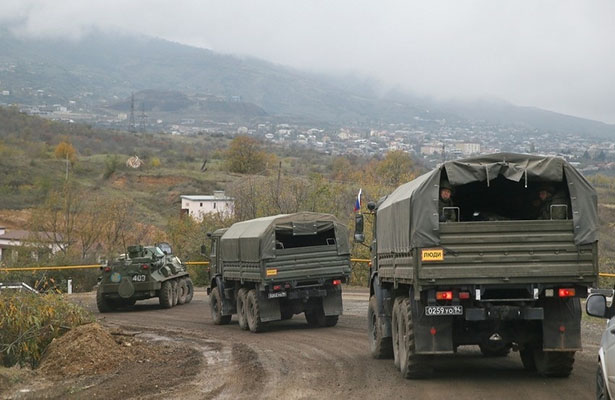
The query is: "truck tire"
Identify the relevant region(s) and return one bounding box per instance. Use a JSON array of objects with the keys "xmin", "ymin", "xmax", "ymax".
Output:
[
  {"xmin": 324, "ymin": 315, "xmax": 338, "ymax": 327},
  {"xmin": 399, "ymin": 297, "xmax": 432, "ymax": 379},
  {"xmin": 534, "ymin": 349, "xmax": 575, "ymax": 377},
  {"xmin": 391, "ymin": 297, "xmax": 403, "ymax": 368},
  {"xmin": 520, "ymin": 343, "xmax": 537, "ymax": 371},
  {"xmin": 367, "ymin": 295, "xmax": 393, "ymax": 359},
  {"xmin": 236, "ymin": 288, "xmax": 249, "ymax": 331},
  {"xmin": 177, "ymin": 279, "xmax": 188, "ymax": 305},
  {"xmin": 96, "ymin": 285, "xmax": 116, "ymax": 313},
  {"xmin": 159, "ymin": 280, "xmax": 174, "ymax": 308},
  {"xmin": 171, "ymin": 280, "xmax": 179, "ymax": 307},
  {"xmin": 281, "ymin": 309, "xmax": 294, "ymax": 320},
  {"xmin": 210, "ymin": 286, "xmax": 231, "ymax": 325},
  {"xmin": 479, "ymin": 342, "xmax": 510, "ymax": 357},
  {"xmin": 305, "ymin": 304, "xmax": 326, "ymax": 327},
  {"xmin": 246, "ymin": 289, "xmax": 264, "ymax": 332},
  {"xmin": 184, "ymin": 278, "xmax": 194, "ymax": 304}
]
